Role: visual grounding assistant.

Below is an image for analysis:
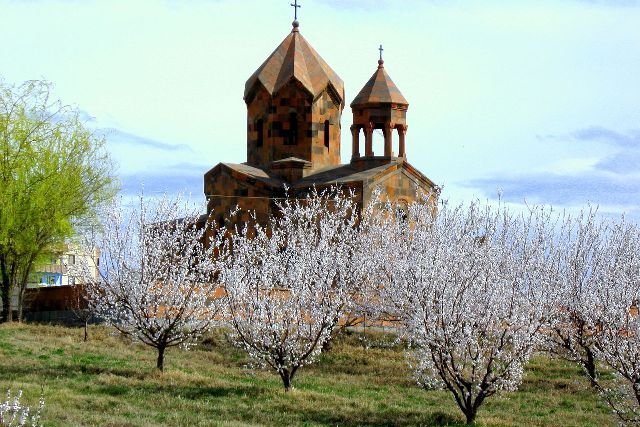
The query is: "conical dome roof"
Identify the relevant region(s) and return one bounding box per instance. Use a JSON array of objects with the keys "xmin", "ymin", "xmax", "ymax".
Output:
[
  {"xmin": 244, "ymin": 24, "xmax": 345, "ymax": 106},
  {"xmin": 350, "ymin": 60, "xmax": 408, "ymax": 107}
]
